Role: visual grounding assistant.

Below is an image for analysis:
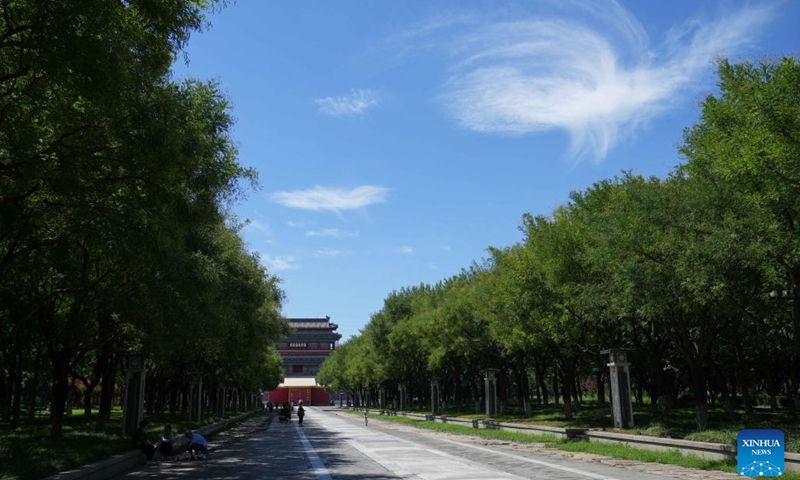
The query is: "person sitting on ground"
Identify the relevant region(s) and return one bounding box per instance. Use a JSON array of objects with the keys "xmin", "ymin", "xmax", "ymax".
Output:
[
  {"xmin": 184, "ymin": 429, "xmax": 209, "ymax": 459},
  {"xmin": 132, "ymin": 420, "xmax": 156, "ymax": 460},
  {"xmin": 158, "ymin": 424, "xmax": 174, "ymax": 460}
]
